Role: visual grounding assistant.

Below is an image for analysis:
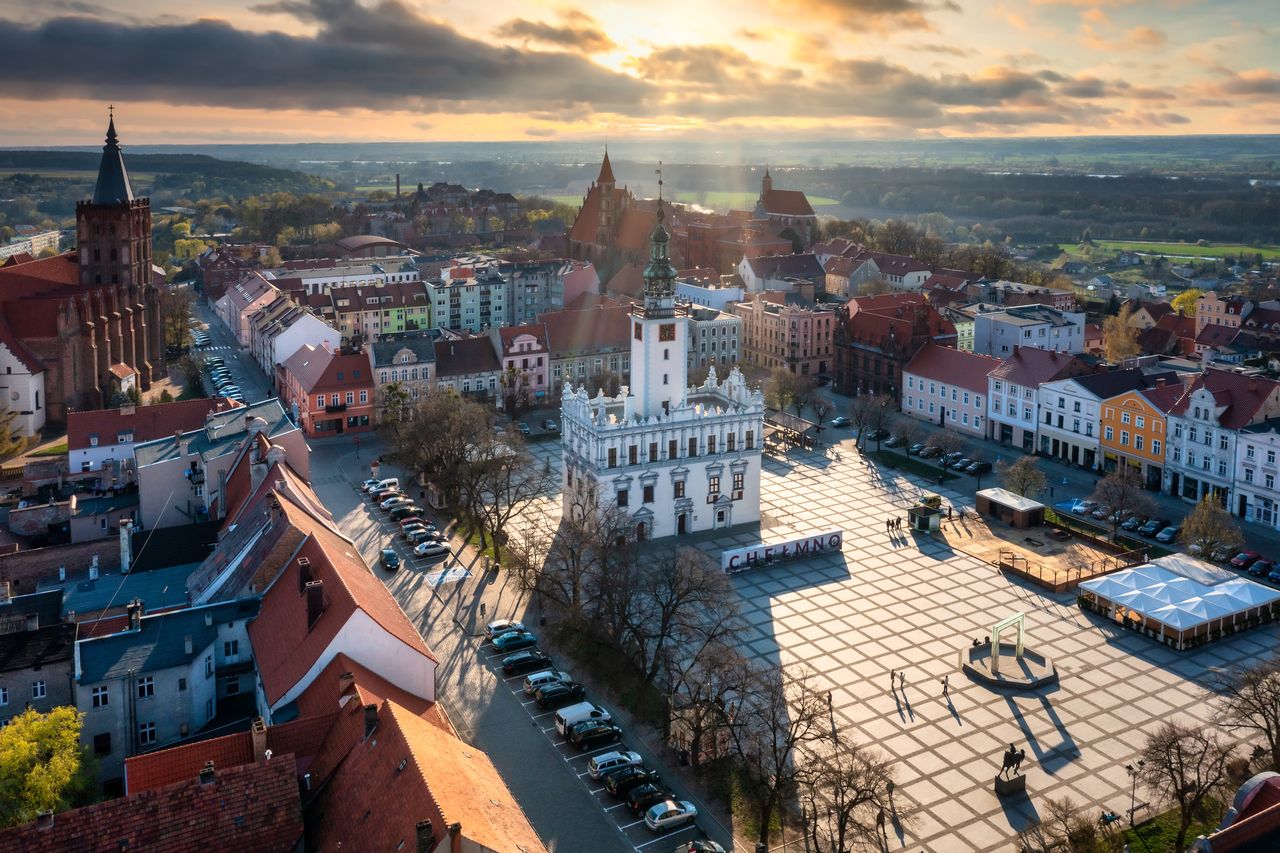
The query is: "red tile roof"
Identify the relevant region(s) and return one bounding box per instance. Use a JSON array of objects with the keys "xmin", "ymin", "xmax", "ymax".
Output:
[
  {"xmin": 248, "ymin": 514, "xmax": 436, "ymax": 706},
  {"xmin": 563, "ymin": 292, "xmax": 624, "ymax": 311},
  {"xmin": 0, "ymin": 756, "xmax": 303, "ymax": 853},
  {"xmin": 279, "ymin": 345, "xmax": 372, "ymax": 395},
  {"xmin": 294, "ymin": 652, "xmax": 454, "ymax": 734},
  {"xmin": 1156, "ymin": 312, "xmax": 1195, "ymax": 338},
  {"xmin": 68, "ymin": 398, "xmax": 238, "ymax": 451},
  {"xmin": 760, "ymin": 188, "xmax": 815, "ymax": 217},
  {"xmin": 1196, "ymin": 322, "xmax": 1241, "ymax": 347},
  {"xmin": 616, "ymin": 207, "xmax": 656, "ymax": 252},
  {"xmin": 903, "ymin": 342, "xmax": 1002, "ymax": 394},
  {"xmin": 987, "ymin": 346, "xmax": 1088, "ymax": 387},
  {"xmin": 848, "ymin": 291, "xmax": 927, "ymax": 318},
  {"xmin": 605, "ymin": 262, "xmax": 644, "ymax": 299},
  {"xmin": 1140, "ymin": 378, "xmax": 1194, "ymax": 413},
  {"xmin": 310, "ymin": 700, "xmax": 547, "ymax": 853},
  {"xmin": 1168, "ymin": 367, "xmax": 1280, "ymax": 429},
  {"xmin": 497, "ymin": 323, "xmax": 548, "ymax": 351},
  {"xmin": 539, "ymin": 304, "xmax": 633, "ymax": 358},
  {"xmin": 0, "ymin": 315, "xmax": 45, "ymax": 373},
  {"xmin": 597, "ymin": 150, "xmax": 615, "ymax": 184}
]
